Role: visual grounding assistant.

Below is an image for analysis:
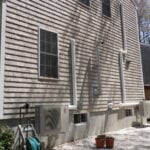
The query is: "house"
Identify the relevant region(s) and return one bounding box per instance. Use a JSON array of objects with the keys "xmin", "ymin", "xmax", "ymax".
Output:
[
  {"xmin": 0, "ymin": 0, "xmax": 145, "ymax": 148},
  {"xmin": 141, "ymin": 44, "xmax": 150, "ymax": 100}
]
